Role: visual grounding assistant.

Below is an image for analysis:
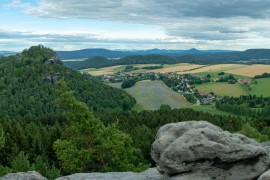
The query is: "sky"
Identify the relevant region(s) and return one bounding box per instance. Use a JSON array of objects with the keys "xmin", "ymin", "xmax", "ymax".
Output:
[{"xmin": 1, "ymin": 0, "xmax": 270, "ymax": 51}]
